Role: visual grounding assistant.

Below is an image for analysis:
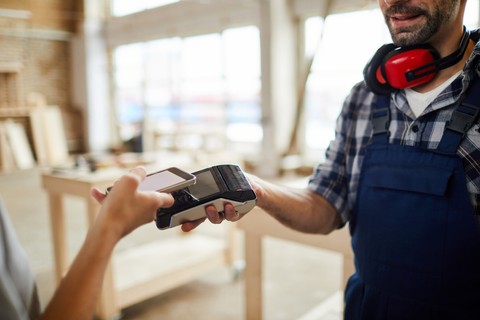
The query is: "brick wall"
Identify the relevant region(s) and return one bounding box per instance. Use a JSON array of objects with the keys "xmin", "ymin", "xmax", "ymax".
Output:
[{"xmin": 0, "ymin": 0, "xmax": 85, "ymax": 152}]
